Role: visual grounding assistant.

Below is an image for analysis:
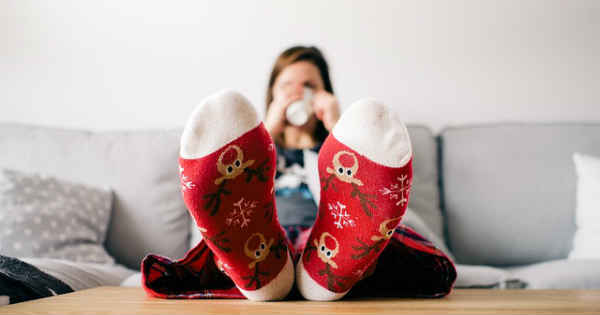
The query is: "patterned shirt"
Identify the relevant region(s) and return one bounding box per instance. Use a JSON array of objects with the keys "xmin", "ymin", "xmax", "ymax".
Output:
[{"xmin": 274, "ymin": 143, "xmax": 322, "ymax": 226}]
